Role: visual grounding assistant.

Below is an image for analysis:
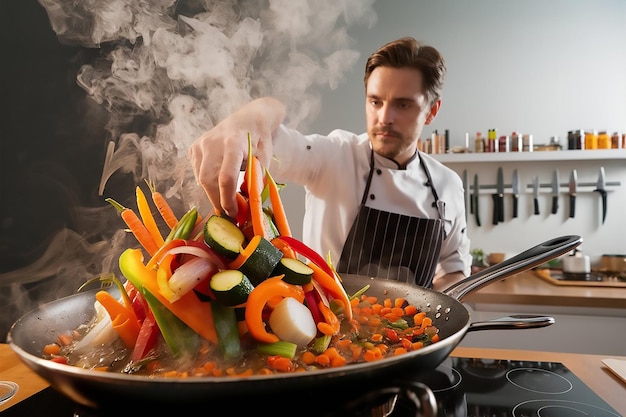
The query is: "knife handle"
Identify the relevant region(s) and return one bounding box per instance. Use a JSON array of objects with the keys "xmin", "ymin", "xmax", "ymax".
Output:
[
  {"xmin": 597, "ymin": 189, "xmax": 608, "ymax": 224},
  {"xmin": 497, "ymin": 195, "xmax": 505, "ymax": 222},
  {"xmin": 569, "ymin": 195, "xmax": 575, "ymax": 218},
  {"xmin": 512, "ymin": 196, "xmax": 518, "ymax": 218},
  {"xmin": 492, "ymin": 194, "xmax": 499, "ymax": 225},
  {"xmin": 534, "ymin": 198, "xmax": 540, "ymax": 215},
  {"xmin": 473, "ymin": 196, "xmax": 481, "ymax": 227},
  {"xmin": 551, "ymin": 196, "xmax": 559, "ymax": 215}
]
